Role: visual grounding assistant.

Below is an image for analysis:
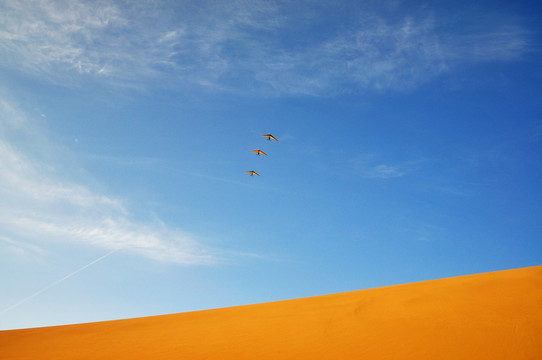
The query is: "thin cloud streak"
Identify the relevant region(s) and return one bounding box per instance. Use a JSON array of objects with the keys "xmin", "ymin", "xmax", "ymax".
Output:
[
  {"xmin": 0, "ymin": 0, "xmax": 530, "ymax": 94},
  {"xmin": 0, "ymin": 249, "xmax": 117, "ymax": 316}
]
